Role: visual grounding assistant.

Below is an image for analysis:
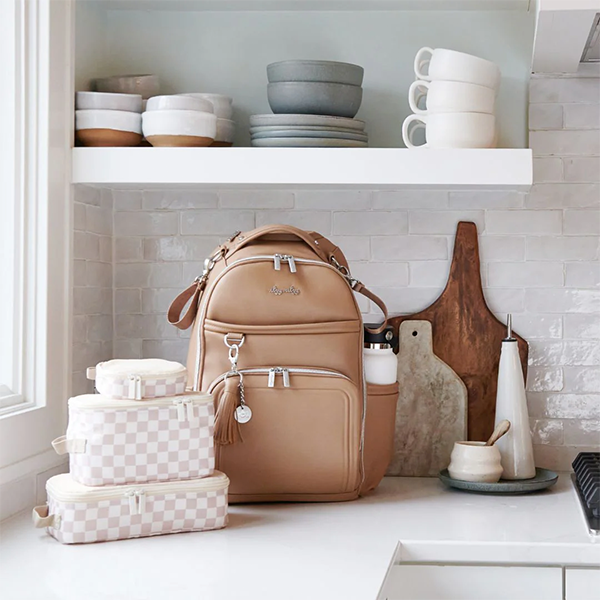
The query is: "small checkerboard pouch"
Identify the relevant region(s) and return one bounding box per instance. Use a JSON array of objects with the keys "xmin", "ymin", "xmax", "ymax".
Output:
[
  {"xmin": 52, "ymin": 392, "xmax": 215, "ymax": 486},
  {"xmin": 87, "ymin": 358, "xmax": 187, "ymax": 400},
  {"xmin": 33, "ymin": 471, "xmax": 229, "ymax": 544}
]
